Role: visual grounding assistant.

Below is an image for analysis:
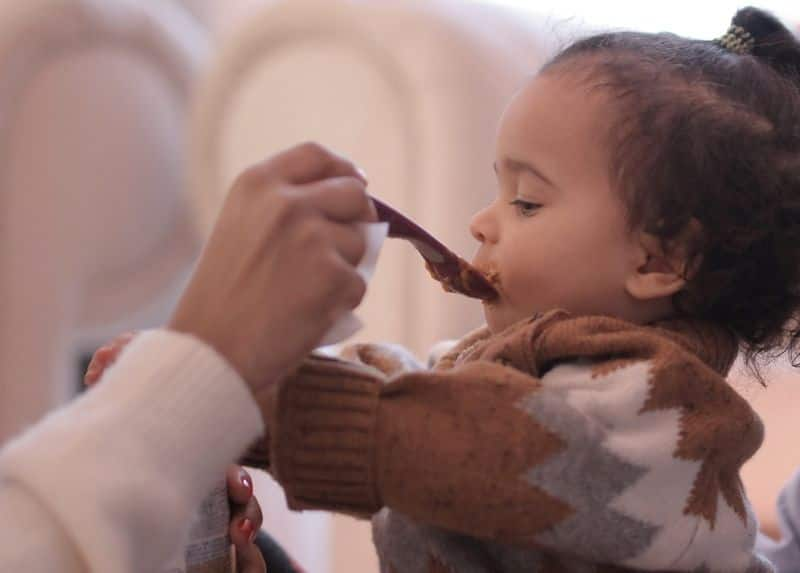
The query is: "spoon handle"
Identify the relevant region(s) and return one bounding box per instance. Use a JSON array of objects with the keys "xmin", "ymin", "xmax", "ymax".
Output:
[{"xmin": 371, "ymin": 197, "xmax": 497, "ymax": 301}]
